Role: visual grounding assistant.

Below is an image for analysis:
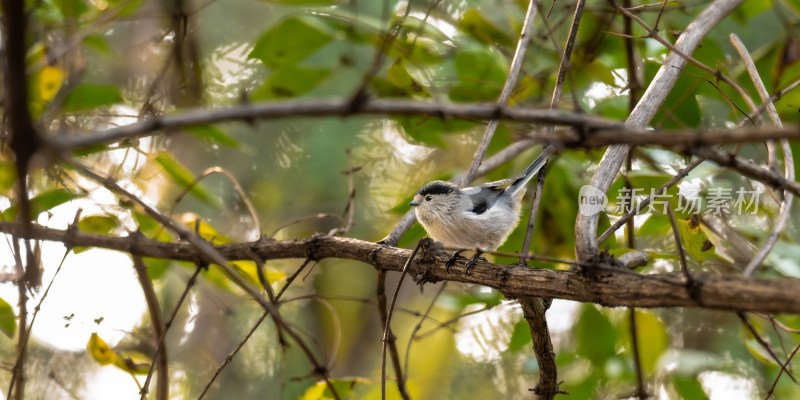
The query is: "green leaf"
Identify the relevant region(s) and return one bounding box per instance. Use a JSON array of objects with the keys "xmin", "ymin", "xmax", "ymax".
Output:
[
  {"xmin": 83, "ymin": 34, "xmax": 113, "ymax": 56},
  {"xmin": 673, "ymin": 376, "xmax": 709, "ymax": 400},
  {"xmin": 154, "ymin": 153, "xmax": 215, "ymax": 206},
  {"xmin": 299, "ymin": 379, "xmax": 357, "ymax": 400},
  {"xmin": 78, "ymin": 215, "xmax": 118, "ymax": 234},
  {"xmin": 182, "ymin": 125, "xmax": 239, "ymax": 148},
  {"xmin": 457, "ymin": 9, "xmax": 514, "ymax": 47},
  {"xmin": 251, "ymin": 66, "xmax": 330, "ymax": 100},
  {"xmin": 631, "ymin": 310, "xmax": 668, "ymax": 373},
  {"xmin": 0, "ymin": 161, "xmax": 17, "ymax": 194},
  {"xmin": 396, "ymin": 116, "xmax": 476, "ymax": 147},
  {"xmin": 449, "ymin": 48, "xmax": 507, "ymax": 102},
  {"xmin": 56, "ymin": 0, "xmax": 89, "ymax": 18},
  {"xmin": 638, "ymin": 215, "xmax": 671, "ymax": 236},
  {"xmin": 62, "ymin": 84, "xmax": 122, "ymax": 111},
  {"xmin": 249, "ymin": 17, "xmax": 332, "ymax": 69},
  {"xmin": 144, "ymin": 257, "xmax": 170, "ymax": 280},
  {"xmin": 265, "ymin": 0, "xmax": 343, "ymax": 4},
  {"xmin": 507, "ymin": 319, "xmax": 532, "ymax": 353},
  {"xmin": 0, "ymin": 297, "xmax": 16, "ymax": 338},
  {"xmin": 73, "ymin": 215, "xmax": 120, "ymax": 253},
  {"xmin": 745, "ymin": 338, "xmax": 780, "ymax": 367},
  {"xmin": 387, "ymin": 59, "xmax": 425, "ymax": 95},
  {"xmin": 2, "ymin": 189, "xmax": 84, "ymax": 221},
  {"xmin": 576, "ymin": 304, "xmax": 616, "ymax": 366}
]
